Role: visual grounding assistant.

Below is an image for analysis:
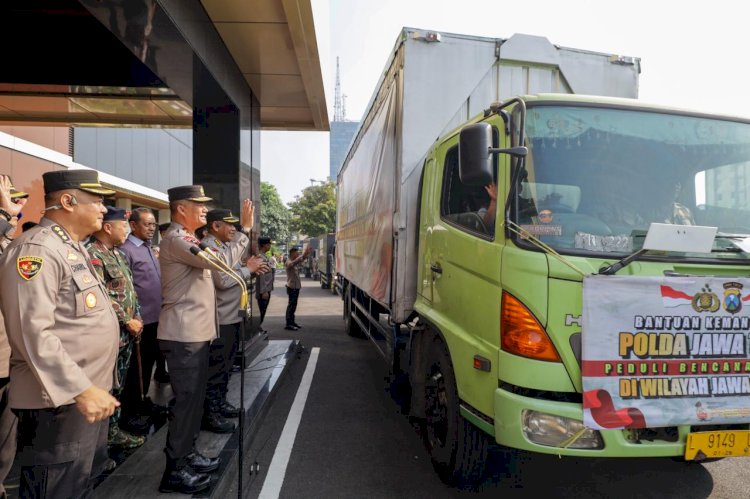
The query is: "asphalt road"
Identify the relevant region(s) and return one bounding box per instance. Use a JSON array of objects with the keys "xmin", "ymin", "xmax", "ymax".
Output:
[{"xmin": 239, "ymin": 276, "xmax": 750, "ymax": 499}]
